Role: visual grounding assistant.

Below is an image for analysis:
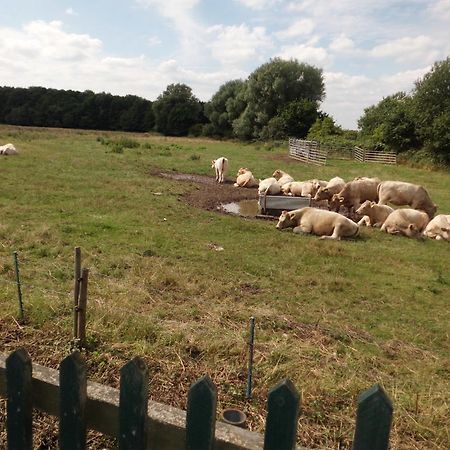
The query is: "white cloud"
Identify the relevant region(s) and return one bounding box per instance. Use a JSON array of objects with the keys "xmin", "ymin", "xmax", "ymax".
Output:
[
  {"xmin": 275, "ymin": 19, "xmax": 315, "ymax": 40},
  {"xmin": 370, "ymin": 35, "xmax": 440, "ymax": 63},
  {"xmin": 235, "ymin": 0, "xmax": 280, "ymax": 10},
  {"xmin": 206, "ymin": 24, "xmax": 272, "ymax": 66},
  {"xmin": 329, "ymin": 34, "xmax": 355, "ymax": 52},
  {"xmin": 65, "ymin": 7, "xmax": 78, "ymax": 16},
  {"xmin": 277, "ymin": 42, "xmax": 329, "ymax": 67},
  {"xmin": 428, "ymin": 0, "xmax": 450, "ymax": 20},
  {"xmin": 147, "ymin": 36, "xmax": 162, "ymax": 46}
]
